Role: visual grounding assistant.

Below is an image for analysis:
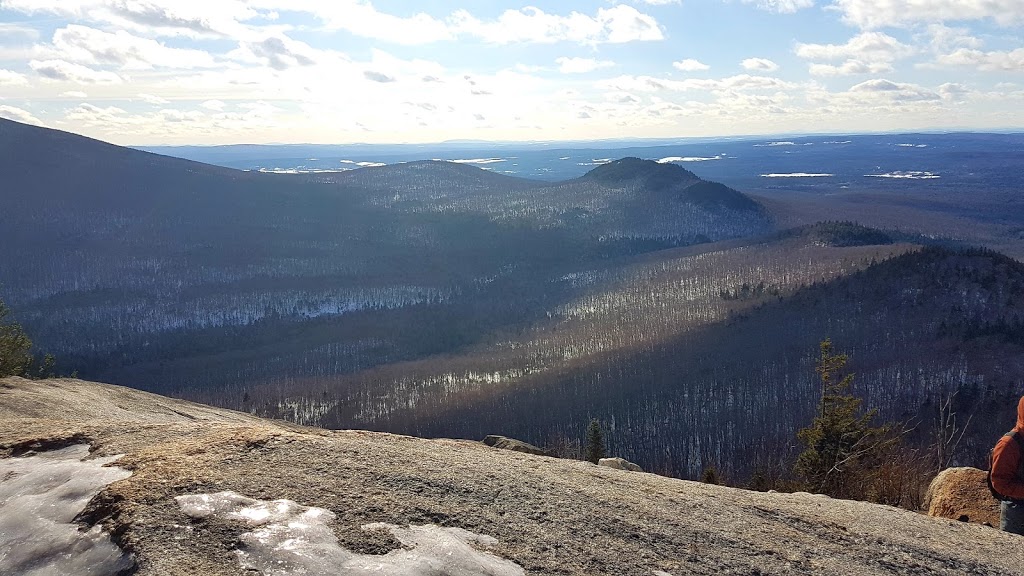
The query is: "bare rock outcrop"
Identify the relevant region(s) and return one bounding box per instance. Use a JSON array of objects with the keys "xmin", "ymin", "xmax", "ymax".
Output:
[
  {"xmin": 3, "ymin": 377, "xmax": 1024, "ymax": 576},
  {"xmin": 599, "ymin": 457, "xmax": 644, "ymax": 472},
  {"xmin": 924, "ymin": 466, "xmax": 1000, "ymax": 526},
  {"xmin": 482, "ymin": 435, "xmax": 552, "ymax": 456}
]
